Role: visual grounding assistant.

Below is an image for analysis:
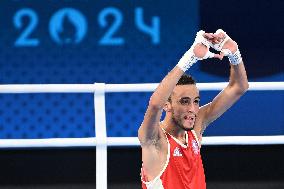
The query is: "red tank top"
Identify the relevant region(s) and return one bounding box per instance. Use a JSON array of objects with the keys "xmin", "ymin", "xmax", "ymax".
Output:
[{"xmin": 141, "ymin": 130, "xmax": 206, "ymax": 189}]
